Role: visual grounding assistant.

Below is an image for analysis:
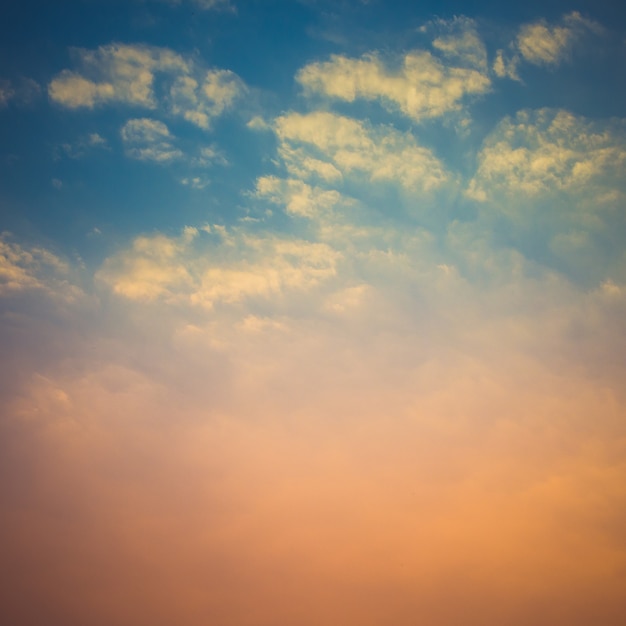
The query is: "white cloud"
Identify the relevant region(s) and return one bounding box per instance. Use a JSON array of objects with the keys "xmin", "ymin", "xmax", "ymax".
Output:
[
  {"xmin": 169, "ymin": 69, "xmax": 245, "ymax": 129},
  {"xmin": 517, "ymin": 12, "xmax": 600, "ymax": 66},
  {"xmin": 466, "ymin": 109, "xmax": 626, "ymax": 285},
  {"xmin": 255, "ymin": 176, "xmax": 343, "ymax": 218},
  {"xmin": 48, "ymin": 44, "xmax": 245, "ymax": 129},
  {"xmin": 121, "ymin": 118, "xmax": 183, "ymax": 162},
  {"xmin": 428, "ymin": 16, "xmax": 488, "ymax": 72},
  {"xmin": 49, "ymin": 44, "xmax": 189, "ymax": 109},
  {"xmin": 296, "ymin": 48, "xmax": 490, "ymax": 121},
  {"xmin": 467, "ymin": 108, "xmax": 626, "ymax": 201},
  {"xmin": 97, "ymin": 226, "xmax": 341, "ymax": 308},
  {"xmin": 274, "ymin": 111, "xmax": 449, "ymax": 192},
  {"xmin": 495, "ymin": 11, "xmax": 602, "ymax": 79}
]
